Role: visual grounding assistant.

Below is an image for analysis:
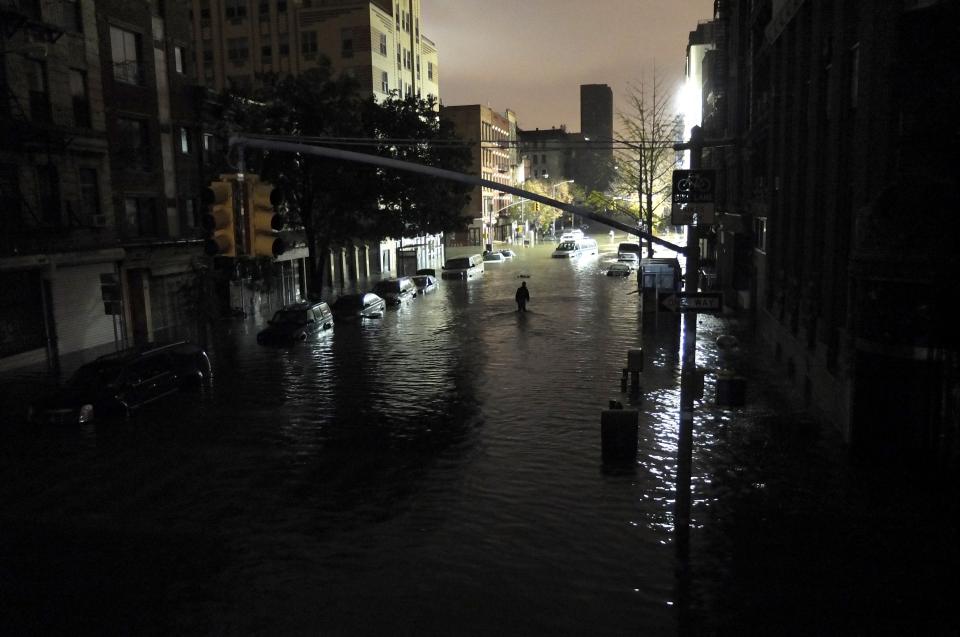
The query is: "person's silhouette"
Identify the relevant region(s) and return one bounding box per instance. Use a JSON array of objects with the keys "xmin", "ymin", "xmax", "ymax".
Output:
[{"xmin": 515, "ymin": 281, "xmax": 530, "ymax": 312}]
